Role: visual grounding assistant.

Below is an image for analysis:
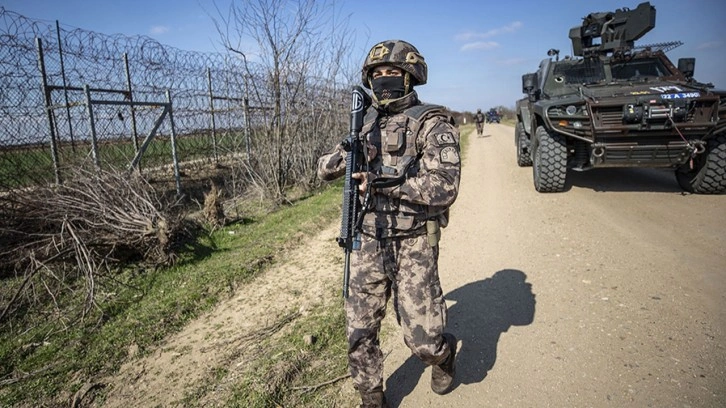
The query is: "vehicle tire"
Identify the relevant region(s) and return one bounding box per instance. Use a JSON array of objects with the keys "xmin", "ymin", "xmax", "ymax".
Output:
[
  {"xmin": 532, "ymin": 126, "xmax": 567, "ymax": 192},
  {"xmin": 675, "ymin": 133, "xmax": 726, "ymax": 194},
  {"xmin": 516, "ymin": 122, "xmax": 532, "ymax": 167}
]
